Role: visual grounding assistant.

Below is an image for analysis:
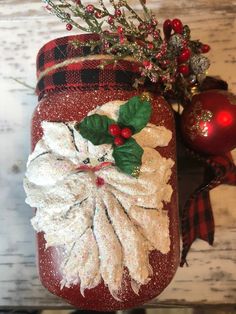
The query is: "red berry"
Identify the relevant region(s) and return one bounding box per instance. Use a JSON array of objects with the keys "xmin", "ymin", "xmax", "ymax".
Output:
[
  {"xmin": 45, "ymin": 5, "xmax": 52, "ymax": 11},
  {"xmin": 115, "ymin": 9, "xmax": 122, "ymax": 17},
  {"xmin": 136, "ymin": 39, "xmax": 145, "ymax": 47},
  {"xmin": 146, "ymin": 23, "xmax": 153, "ymax": 34},
  {"xmin": 117, "ymin": 26, "xmax": 123, "ymax": 33},
  {"xmin": 121, "ymin": 128, "xmax": 132, "ymax": 139},
  {"xmin": 178, "ymin": 64, "xmax": 190, "ymax": 76},
  {"xmin": 153, "ymin": 30, "xmax": 159, "ymax": 39},
  {"xmin": 178, "ymin": 47, "xmax": 191, "ymax": 63},
  {"xmin": 86, "ymin": 4, "xmax": 94, "ymax": 13},
  {"xmin": 163, "ymin": 19, "xmax": 172, "ymax": 39},
  {"xmin": 151, "ymin": 18, "xmax": 158, "ymax": 26},
  {"xmin": 114, "ymin": 136, "xmax": 125, "ymax": 146},
  {"xmin": 147, "ymin": 42, "xmax": 154, "ymax": 50},
  {"xmin": 95, "ymin": 10, "xmax": 103, "ymax": 18},
  {"xmin": 160, "ymin": 59, "xmax": 170, "ymax": 69},
  {"xmin": 143, "ymin": 60, "xmax": 152, "ymax": 68},
  {"xmin": 109, "ymin": 124, "xmax": 121, "ymax": 136},
  {"xmin": 108, "ymin": 16, "xmax": 114, "ymax": 24},
  {"xmin": 146, "ymin": 23, "xmax": 152, "ymax": 30},
  {"xmin": 138, "ymin": 23, "xmax": 146, "ymax": 31},
  {"xmin": 171, "ymin": 18, "xmax": 183, "ymax": 34},
  {"xmin": 201, "ymin": 44, "xmax": 211, "ymax": 53},
  {"xmin": 66, "ymin": 23, "xmax": 73, "ymax": 31}
]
